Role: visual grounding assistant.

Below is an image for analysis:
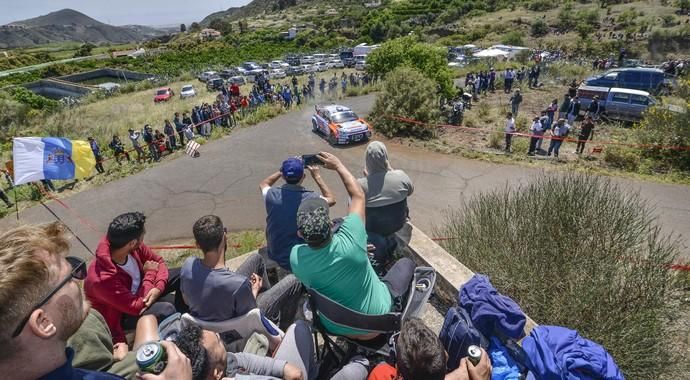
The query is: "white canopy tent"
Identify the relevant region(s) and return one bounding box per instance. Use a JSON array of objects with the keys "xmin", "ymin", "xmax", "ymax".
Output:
[{"xmin": 473, "ymin": 48, "xmax": 510, "ymax": 58}]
